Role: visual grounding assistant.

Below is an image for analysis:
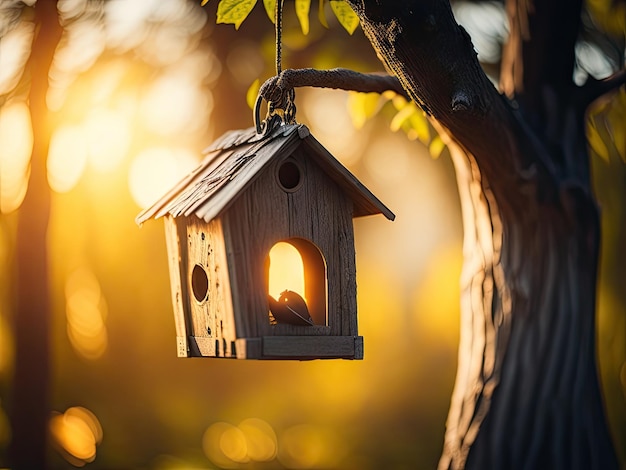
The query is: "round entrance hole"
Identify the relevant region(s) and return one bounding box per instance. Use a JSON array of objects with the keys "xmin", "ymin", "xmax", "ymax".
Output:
[
  {"xmin": 277, "ymin": 159, "xmax": 302, "ymax": 192},
  {"xmin": 191, "ymin": 264, "xmax": 209, "ymax": 303}
]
